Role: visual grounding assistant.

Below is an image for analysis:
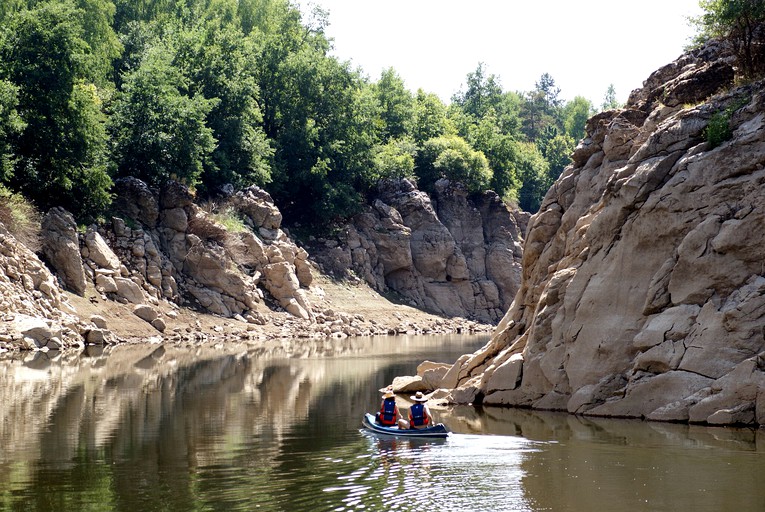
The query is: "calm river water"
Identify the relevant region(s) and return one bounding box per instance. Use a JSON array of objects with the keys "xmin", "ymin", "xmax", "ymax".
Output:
[{"xmin": 0, "ymin": 334, "xmax": 763, "ymax": 511}]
